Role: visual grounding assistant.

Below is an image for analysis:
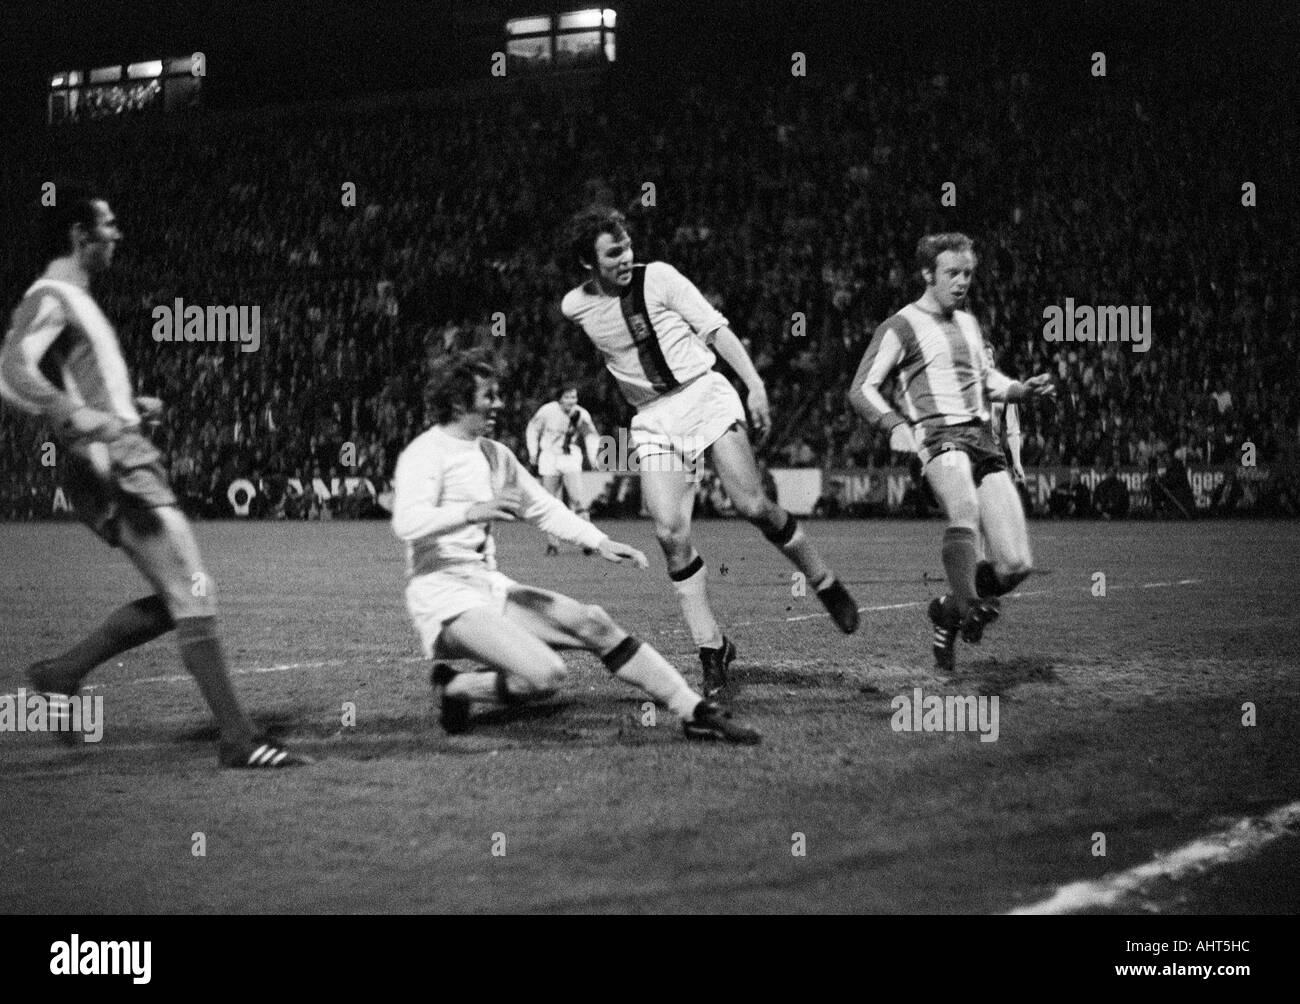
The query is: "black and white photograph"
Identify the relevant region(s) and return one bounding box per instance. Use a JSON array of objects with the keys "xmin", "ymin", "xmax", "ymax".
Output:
[{"xmin": 0, "ymin": 0, "xmax": 1295, "ymax": 946}]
